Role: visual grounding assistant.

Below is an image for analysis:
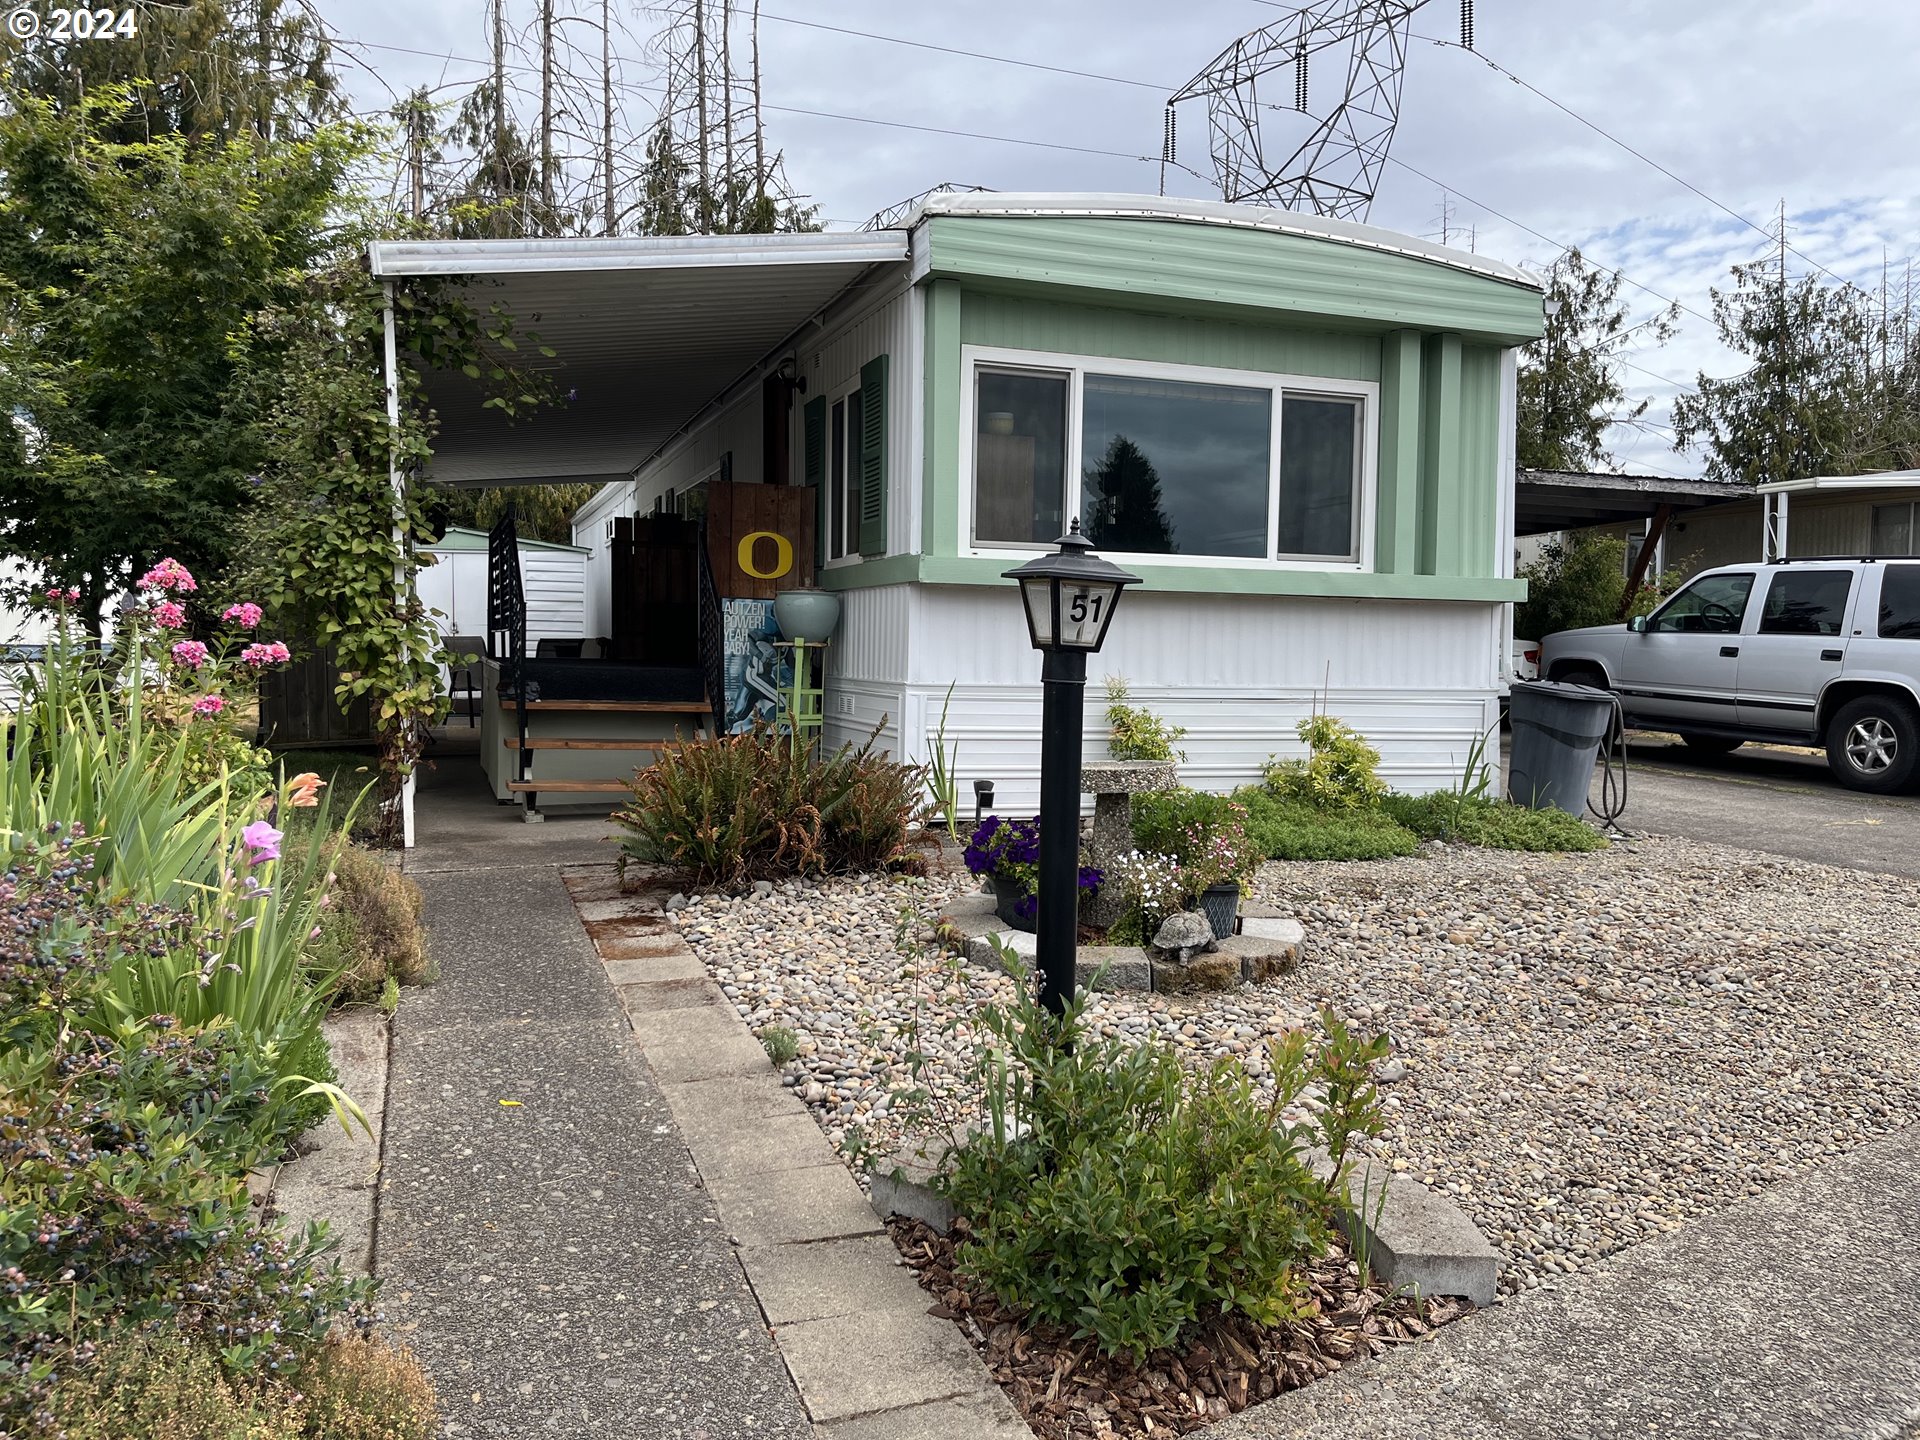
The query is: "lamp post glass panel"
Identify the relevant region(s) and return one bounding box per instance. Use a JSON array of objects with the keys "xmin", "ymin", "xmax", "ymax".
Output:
[{"xmin": 1003, "ymin": 521, "xmax": 1140, "ymax": 1017}]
